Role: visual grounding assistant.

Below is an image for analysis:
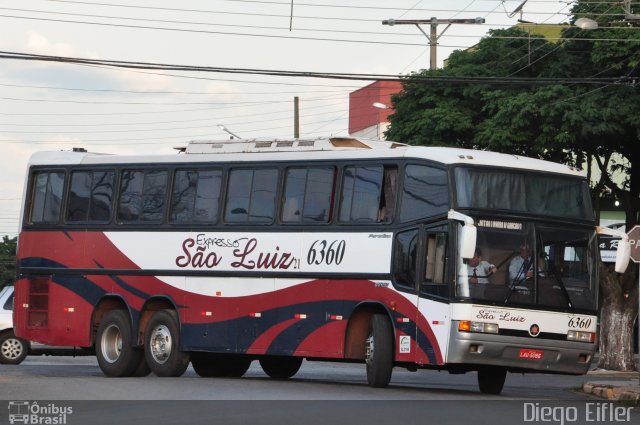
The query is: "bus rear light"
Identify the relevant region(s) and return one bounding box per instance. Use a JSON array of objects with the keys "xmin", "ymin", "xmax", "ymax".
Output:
[
  {"xmin": 567, "ymin": 330, "xmax": 595, "ymax": 343},
  {"xmin": 458, "ymin": 320, "xmax": 499, "ymax": 334}
]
